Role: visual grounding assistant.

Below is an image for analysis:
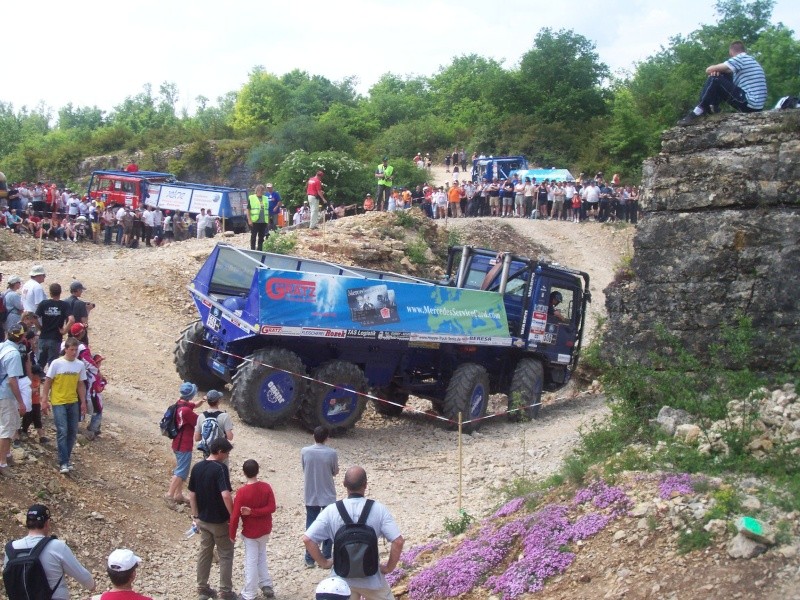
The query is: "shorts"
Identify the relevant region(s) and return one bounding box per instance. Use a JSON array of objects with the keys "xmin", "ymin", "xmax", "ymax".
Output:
[
  {"xmin": 173, "ymin": 450, "xmax": 192, "ymax": 480},
  {"xmin": 0, "ymin": 397, "xmax": 22, "ymax": 439},
  {"xmin": 489, "ymin": 196, "xmax": 500, "ymax": 207},
  {"xmin": 502, "ymin": 197, "xmax": 513, "ymax": 207}
]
